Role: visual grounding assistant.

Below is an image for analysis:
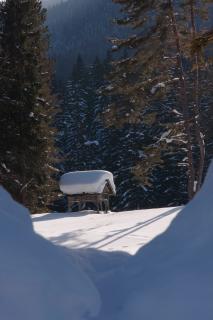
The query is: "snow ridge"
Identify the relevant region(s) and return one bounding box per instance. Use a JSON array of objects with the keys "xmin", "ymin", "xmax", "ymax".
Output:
[{"xmin": 0, "ymin": 187, "xmax": 100, "ymax": 320}]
